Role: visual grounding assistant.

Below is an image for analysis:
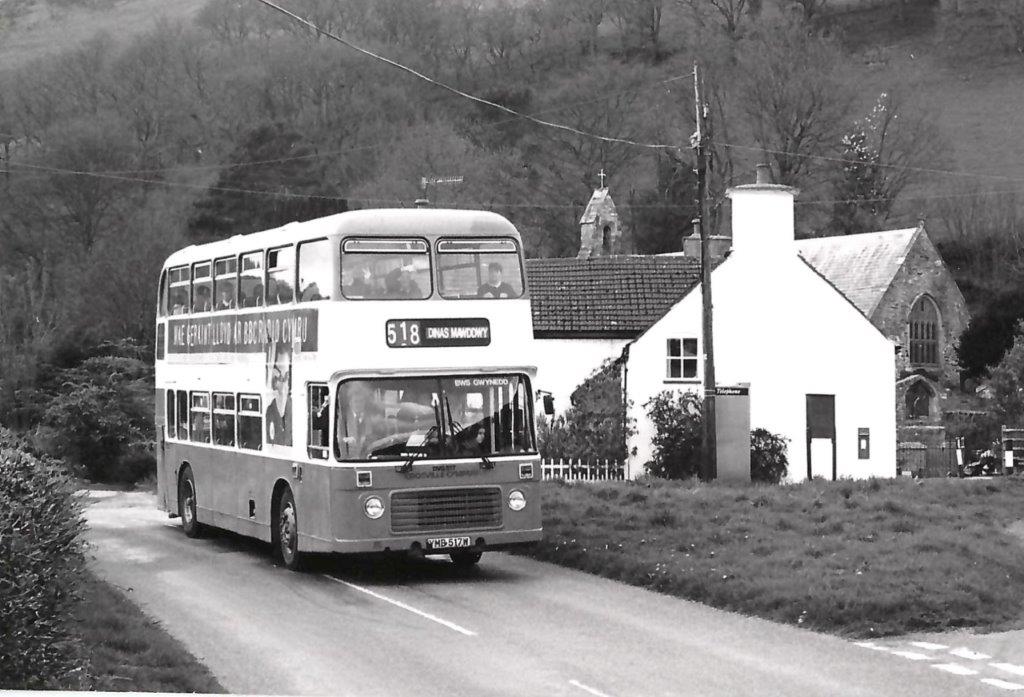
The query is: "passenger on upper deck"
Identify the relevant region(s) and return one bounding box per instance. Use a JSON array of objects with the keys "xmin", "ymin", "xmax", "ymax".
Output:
[
  {"xmin": 193, "ymin": 286, "xmax": 213, "ymax": 312},
  {"xmin": 477, "ymin": 263, "xmax": 516, "ymax": 299},
  {"xmin": 345, "ymin": 266, "xmax": 374, "ymax": 299},
  {"xmin": 300, "ymin": 281, "xmax": 323, "ymax": 302},
  {"xmin": 217, "ymin": 288, "xmax": 235, "ymax": 311},
  {"xmin": 384, "ymin": 265, "xmax": 422, "ymax": 299}
]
